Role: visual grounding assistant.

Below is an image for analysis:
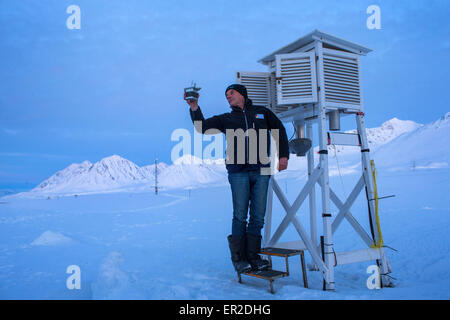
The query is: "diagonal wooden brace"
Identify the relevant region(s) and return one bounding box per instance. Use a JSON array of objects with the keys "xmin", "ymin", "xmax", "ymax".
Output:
[
  {"xmin": 328, "ymin": 183, "xmax": 374, "ymax": 247},
  {"xmin": 329, "ymin": 175, "xmax": 365, "ymax": 232},
  {"xmin": 268, "ymin": 168, "xmax": 328, "ymax": 275}
]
